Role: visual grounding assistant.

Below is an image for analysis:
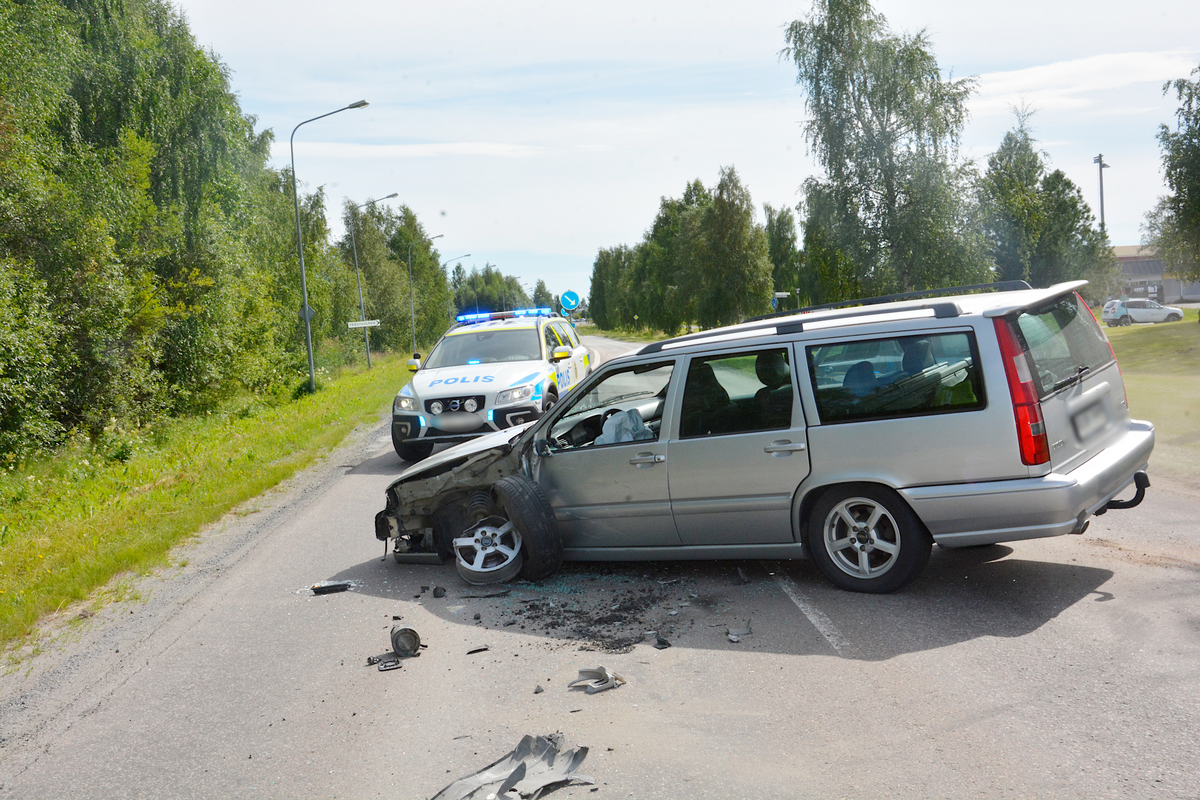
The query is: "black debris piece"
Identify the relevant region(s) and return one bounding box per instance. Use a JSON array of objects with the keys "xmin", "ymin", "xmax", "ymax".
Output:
[
  {"xmin": 310, "ymin": 581, "xmax": 352, "ymax": 595},
  {"xmin": 433, "ymin": 586, "xmax": 447, "ymax": 598},
  {"xmin": 421, "ymin": 586, "xmax": 430, "ymax": 593},
  {"xmin": 653, "ymin": 636, "xmax": 672, "ymax": 650},
  {"xmin": 473, "ymin": 613, "xmax": 481, "ymax": 621},
  {"xmin": 392, "ymin": 615, "xmax": 403, "ymax": 621},
  {"xmin": 466, "ymin": 644, "xmax": 489, "ymax": 655},
  {"xmin": 533, "ymin": 685, "xmax": 544, "ymax": 694},
  {"xmin": 430, "ymin": 733, "xmax": 593, "ymax": 800},
  {"xmin": 736, "ymin": 567, "xmax": 751, "ymax": 585},
  {"xmin": 391, "ymin": 627, "xmax": 421, "ymax": 657}
]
